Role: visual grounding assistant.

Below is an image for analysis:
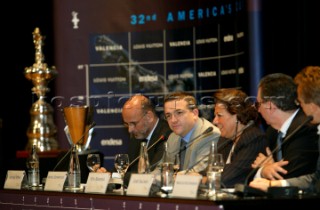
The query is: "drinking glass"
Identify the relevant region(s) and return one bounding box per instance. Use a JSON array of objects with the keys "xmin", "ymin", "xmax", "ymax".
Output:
[
  {"xmin": 211, "ymin": 153, "xmax": 224, "ymax": 173},
  {"xmin": 207, "ymin": 153, "xmax": 224, "ymax": 197},
  {"xmin": 86, "ymin": 154, "xmax": 101, "ymax": 172},
  {"xmin": 114, "ymin": 154, "xmax": 129, "ymax": 194}
]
